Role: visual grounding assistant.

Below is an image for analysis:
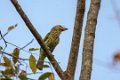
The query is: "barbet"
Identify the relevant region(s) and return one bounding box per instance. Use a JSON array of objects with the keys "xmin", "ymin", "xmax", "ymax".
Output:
[{"xmin": 37, "ymin": 25, "xmax": 67, "ymax": 70}]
